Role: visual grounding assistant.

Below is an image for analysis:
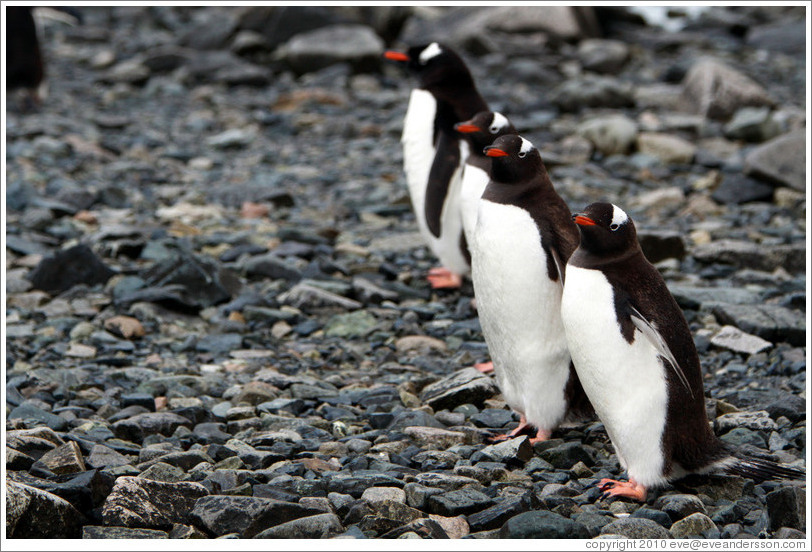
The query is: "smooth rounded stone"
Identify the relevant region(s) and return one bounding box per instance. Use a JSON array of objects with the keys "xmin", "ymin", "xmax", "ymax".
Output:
[
  {"xmin": 101, "ymin": 59, "xmax": 151, "ymax": 85},
  {"xmin": 6, "ymin": 481, "xmax": 86, "ymax": 538},
  {"xmin": 82, "ymin": 526, "xmax": 169, "ymax": 538},
  {"xmin": 254, "ymin": 512, "xmax": 345, "ymax": 539},
  {"xmin": 323, "ymin": 310, "xmax": 378, "ymax": 338},
  {"xmin": 636, "ymin": 229, "xmax": 686, "ymax": 263},
  {"xmin": 469, "ymin": 408, "xmax": 515, "ymax": 429},
  {"xmin": 402, "ymin": 426, "xmax": 471, "ymax": 450},
  {"xmin": 577, "ymin": 38, "xmax": 629, "ymax": 74},
  {"xmin": 551, "ymin": 75, "xmax": 634, "ymax": 112},
  {"xmin": 680, "ymin": 57, "xmax": 773, "ymax": 120},
  {"xmin": 765, "ymin": 396, "xmax": 806, "ymax": 424},
  {"xmin": 466, "ymin": 491, "xmax": 538, "ymax": 533},
  {"xmin": 280, "ymin": 24, "xmax": 384, "ymax": 74},
  {"xmin": 196, "ymin": 333, "xmax": 243, "ymax": 354},
  {"xmin": 774, "ymin": 527, "xmax": 806, "ymax": 539},
  {"xmin": 692, "ymin": 239, "xmax": 805, "ymax": 274},
  {"xmin": 743, "ymin": 130, "xmax": 805, "ymax": 191},
  {"xmin": 720, "ymin": 428, "xmax": 767, "ymax": 448},
  {"xmin": 395, "ymin": 335, "xmax": 448, "ymax": 354},
  {"xmin": 120, "ymin": 392, "xmax": 156, "ymax": 411},
  {"xmin": 101, "ymin": 476, "xmax": 208, "ymax": 529},
  {"xmin": 766, "ymin": 486, "xmax": 805, "ymax": 532},
  {"xmin": 419, "ymin": 368, "xmax": 499, "ymax": 411},
  {"xmin": 630, "ymin": 507, "xmax": 673, "ymax": 529},
  {"xmin": 34, "ymin": 441, "xmax": 86, "ymax": 475},
  {"xmin": 654, "ymin": 493, "xmax": 707, "ymax": 521},
  {"xmin": 361, "ymin": 486, "xmax": 407, "ymax": 504},
  {"xmin": 8, "ymin": 402, "xmax": 69, "ymax": 432},
  {"xmin": 601, "ymin": 517, "xmax": 672, "ymax": 539},
  {"xmin": 387, "ymin": 409, "xmax": 446, "ymax": 431},
  {"xmin": 414, "ymin": 450, "xmax": 461, "ymax": 471},
  {"xmin": 670, "ymin": 512, "xmax": 719, "ymax": 538},
  {"xmin": 111, "ymin": 412, "xmax": 194, "ymax": 442},
  {"xmin": 711, "ymin": 173, "xmax": 775, "ymax": 205},
  {"xmin": 714, "ymin": 411, "xmax": 778, "ymax": 434},
  {"xmin": 636, "ymin": 132, "xmax": 696, "ymax": 164},
  {"xmin": 470, "ymin": 436, "xmax": 533, "ymax": 467},
  {"xmin": 190, "ymin": 495, "xmax": 324, "ymax": 538},
  {"xmin": 500, "ymin": 510, "xmax": 590, "ymax": 539},
  {"xmin": 28, "ymin": 244, "xmax": 116, "ymax": 295},
  {"xmin": 576, "ymin": 114, "xmax": 638, "ymax": 156},
  {"xmin": 427, "ymin": 488, "xmax": 494, "ymax": 517},
  {"xmin": 710, "ymin": 303, "xmax": 804, "ymax": 346},
  {"xmin": 723, "ymin": 107, "xmax": 782, "ymax": 143},
  {"xmin": 537, "ymin": 441, "xmax": 595, "ymax": 469}
]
